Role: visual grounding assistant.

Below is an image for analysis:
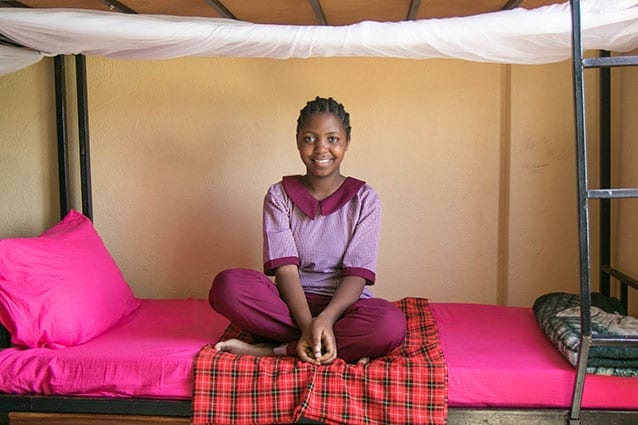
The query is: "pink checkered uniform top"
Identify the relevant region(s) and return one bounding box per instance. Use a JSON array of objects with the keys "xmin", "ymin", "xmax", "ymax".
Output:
[{"xmin": 262, "ymin": 175, "xmax": 380, "ymax": 298}]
